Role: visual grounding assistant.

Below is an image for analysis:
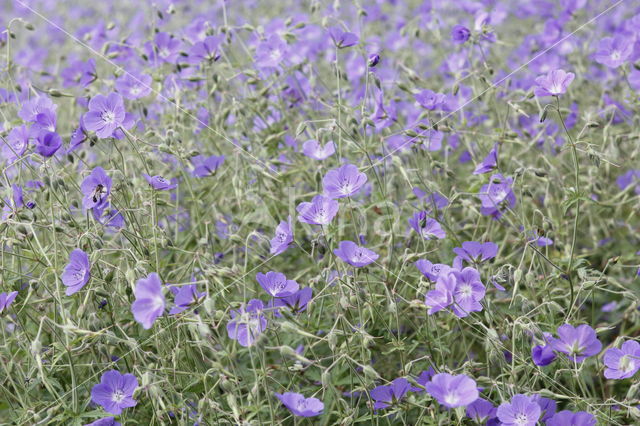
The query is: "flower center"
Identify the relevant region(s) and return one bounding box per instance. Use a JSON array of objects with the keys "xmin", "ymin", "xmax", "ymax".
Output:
[
  {"xmin": 112, "ymin": 390, "xmax": 125, "ymax": 403},
  {"xmin": 515, "ymin": 414, "xmax": 529, "ymax": 425},
  {"xmin": 620, "ymin": 355, "xmax": 636, "ymax": 373},
  {"xmin": 443, "ymin": 392, "xmax": 458, "ymax": 406},
  {"xmin": 101, "ymin": 111, "xmax": 116, "ymax": 124}
]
